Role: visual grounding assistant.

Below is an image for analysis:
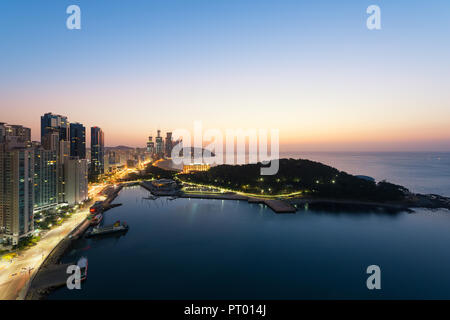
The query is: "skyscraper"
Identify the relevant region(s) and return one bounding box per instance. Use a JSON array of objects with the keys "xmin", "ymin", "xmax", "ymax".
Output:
[
  {"xmin": 155, "ymin": 130, "xmax": 163, "ymax": 158},
  {"xmin": 41, "ymin": 113, "xmax": 69, "ymax": 142},
  {"xmin": 0, "ymin": 124, "xmax": 34, "ymax": 246},
  {"xmin": 33, "ymin": 143, "xmax": 58, "ymax": 211},
  {"xmin": 65, "ymin": 158, "xmax": 88, "ymax": 205},
  {"xmin": 41, "ymin": 113, "xmax": 70, "ymax": 203},
  {"xmin": 0, "ymin": 123, "xmax": 6, "ymax": 143},
  {"xmin": 0, "ymin": 123, "xmax": 31, "ymax": 146},
  {"xmin": 90, "ymin": 127, "xmax": 104, "ymax": 179},
  {"xmin": 165, "ymin": 132, "xmax": 173, "ymax": 158},
  {"xmin": 70, "ymin": 122, "xmax": 86, "ymax": 159},
  {"xmin": 147, "ymin": 136, "xmax": 155, "ymax": 156},
  {"xmin": 41, "ymin": 130, "xmax": 59, "ymax": 152}
]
